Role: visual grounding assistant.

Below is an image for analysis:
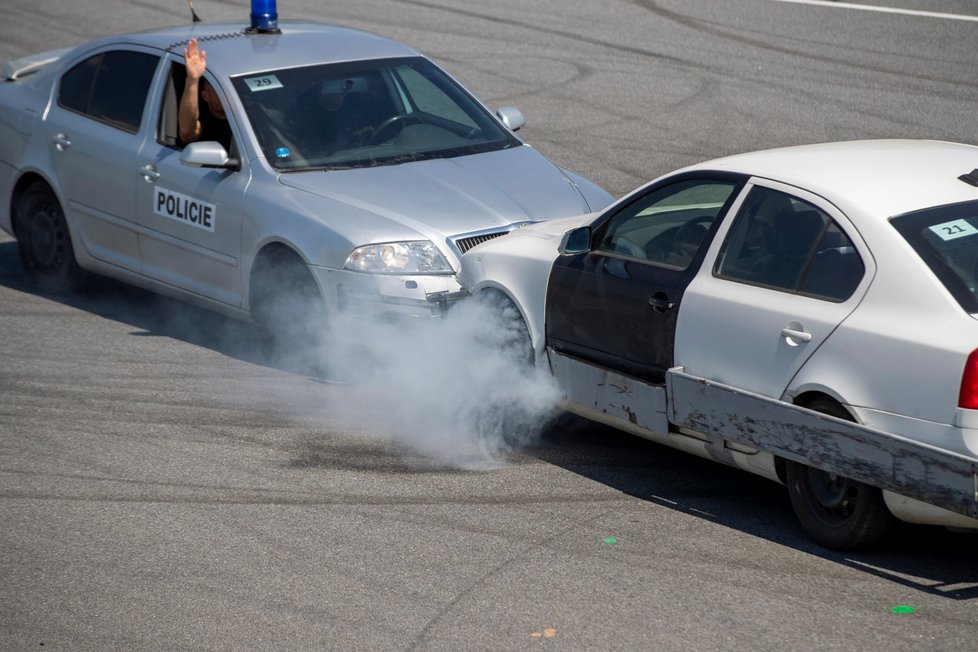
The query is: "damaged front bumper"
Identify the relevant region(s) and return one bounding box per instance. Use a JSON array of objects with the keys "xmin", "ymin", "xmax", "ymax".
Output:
[
  {"xmin": 426, "ymin": 289, "xmax": 470, "ymax": 317},
  {"xmin": 311, "ymin": 266, "xmax": 470, "ymax": 319}
]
